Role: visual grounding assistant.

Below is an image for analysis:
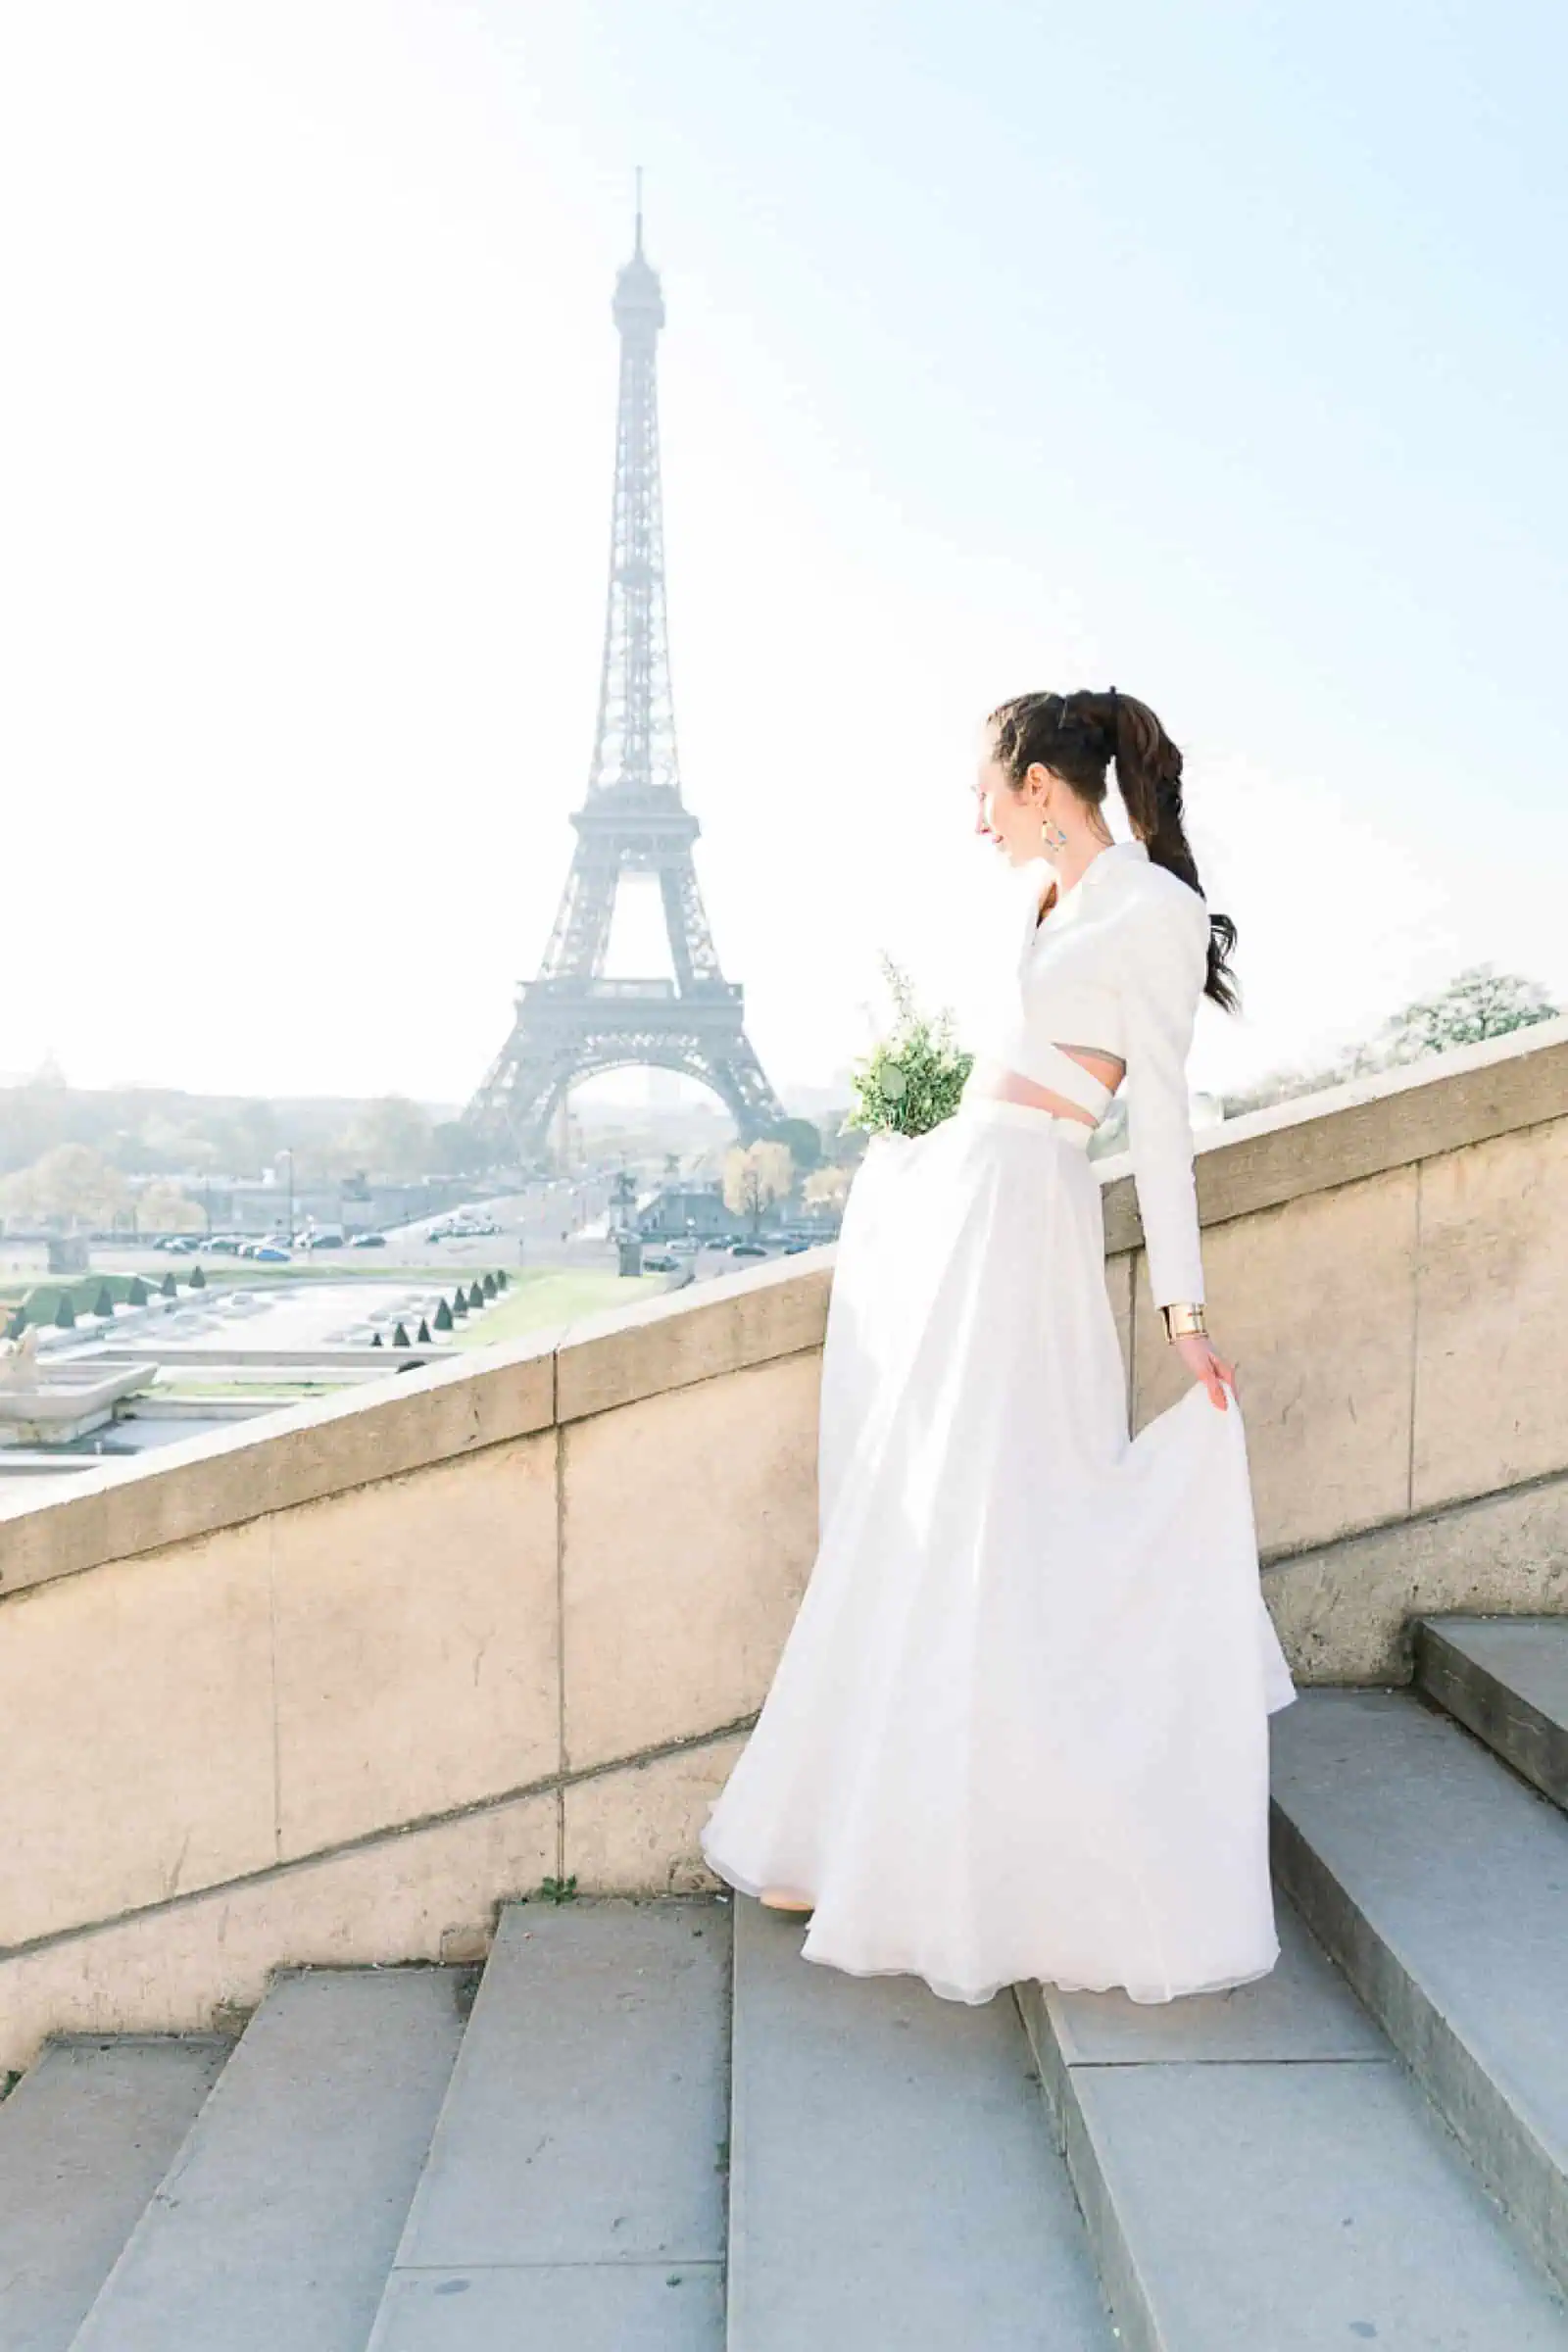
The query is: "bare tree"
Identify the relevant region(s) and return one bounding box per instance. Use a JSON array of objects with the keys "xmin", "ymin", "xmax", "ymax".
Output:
[{"xmin": 723, "ymin": 1140, "xmax": 794, "ymax": 1235}]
